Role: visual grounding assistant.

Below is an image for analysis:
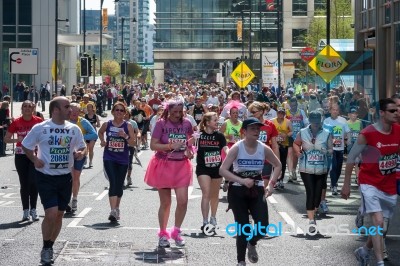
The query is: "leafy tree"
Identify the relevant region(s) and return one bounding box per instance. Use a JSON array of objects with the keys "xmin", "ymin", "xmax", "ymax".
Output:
[
  {"xmin": 127, "ymin": 63, "xmax": 142, "ymax": 79},
  {"xmin": 102, "ymin": 60, "xmax": 120, "ymax": 77}
]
